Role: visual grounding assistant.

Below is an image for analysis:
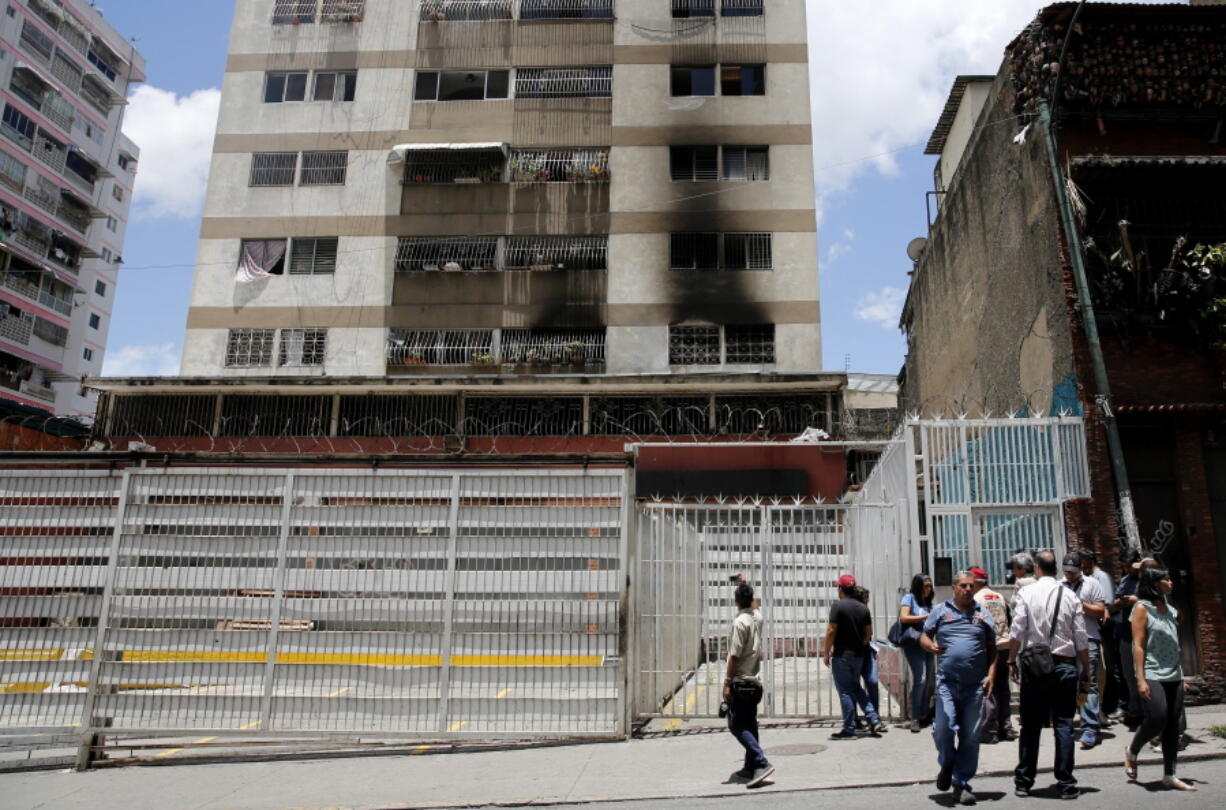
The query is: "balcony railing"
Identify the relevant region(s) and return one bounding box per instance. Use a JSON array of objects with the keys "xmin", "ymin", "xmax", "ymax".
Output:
[
  {"xmin": 50, "ymin": 51, "xmax": 84, "ymax": 92},
  {"xmin": 509, "ymin": 148, "xmax": 609, "ymax": 183},
  {"xmin": 520, "ymin": 0, "xmax": 613, "ymax": 19},
  {"xmin": 56, "ymin": 199, "xmax": 90, "ymax": 233},
  {"xmin": 419, "ymin": 1, "xmax": 613, "ymax": 20},
  {"xmin": 31, "ymin": 131, "xmax": 67, "ymax": 174},
  {"xmin": 0, "ymin": 313, "xmax": 34, "ymax": 346},
  {"xmin": 320, "ymin": 0, "xmax": 364, "ymax": 22},
  {"xmin": 38, "ymin": 288, "xmax": 72, "ymax": 316},
  {"xmin": 19, "ymin": 20, "xmax": 54, "ymax": 65},
  {"xmin": 42, "ymin": 92, "xmax": 75, "ymax": 132},
  {"xmin": 403, "ymin": 149, "xmax": 505, "ymax": 184},
  {"xmin": 0, "ymin": 153, "xmax": 27, "ymax": 193},
  {"xmin": 387, "ymin": 327, "xmax": 606, "ymax": 369},
  {"xmin": 19, "ymin": 379, "xmax": 55, "ymax": 402},
  {"xmin": 61, "ymin": 165, "xmax": 94, "ymax": 195},
  {"xmin": 0, "ymin": 271, "xmax": 42, "ymax": 301},
  {"xmin": 420, "ymin": 1, "xmax": 514, "ymax": 21},
  {"xmin": 22, "ymin": 181, "xmax": 59, "ymax": 216},
  {"xmin": 0, "ymin": 121, "xmax": 34, "ymax": 153},
  {"xmin": 513, "ymin": 67, "xmax": 612, "ymax": 98}
]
